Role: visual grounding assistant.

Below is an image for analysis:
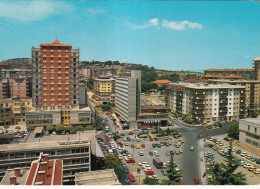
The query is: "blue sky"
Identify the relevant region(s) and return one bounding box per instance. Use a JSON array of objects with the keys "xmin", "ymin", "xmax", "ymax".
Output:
[{"xmin": 0, "ymin": 0, "xmax": 259, "ymax": 71}]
